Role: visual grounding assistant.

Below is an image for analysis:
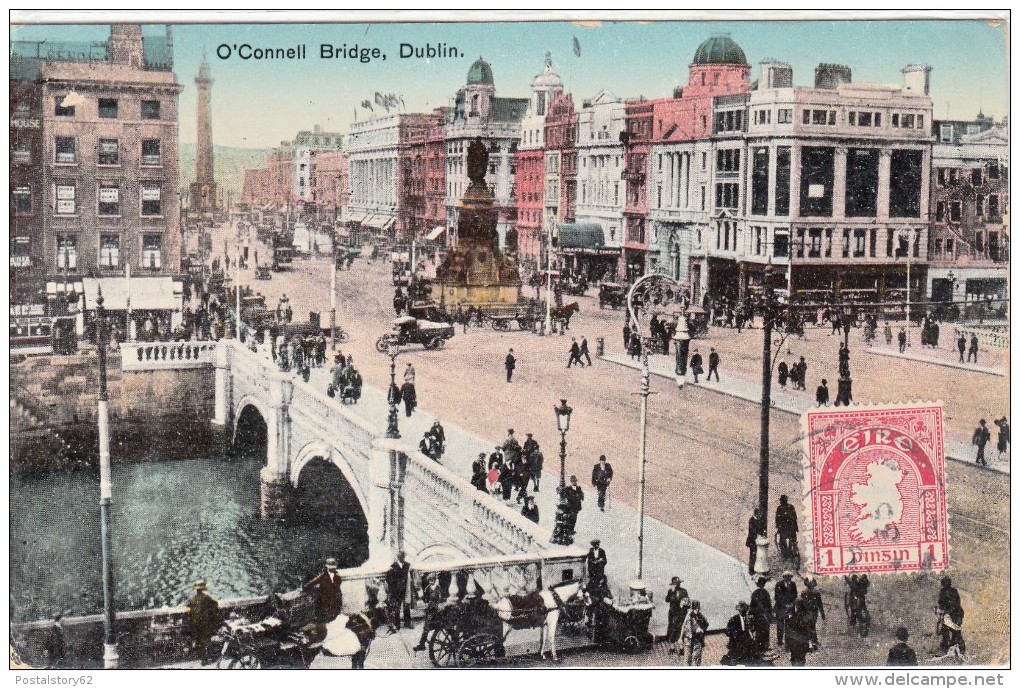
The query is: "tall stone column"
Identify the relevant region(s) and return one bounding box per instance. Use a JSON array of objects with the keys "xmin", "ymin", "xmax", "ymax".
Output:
[
  {"xmin": 877, "ymin": 149, "xmax": 893, "ymax": 220},
  {"xmin": 211, "ymin": 343, "xmax": 231, "ymax": 454},
  {"xmin": 367, "ymin": 439, "xmax": 405, "ymax": 565},
  {"xmin": 260, "ymin": 376, "xmax": 293, "ymax": 519},
  {"xmin": 833, "ymin": 146, "xmax": 848, "ymax": 220}
]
